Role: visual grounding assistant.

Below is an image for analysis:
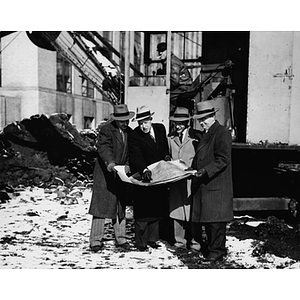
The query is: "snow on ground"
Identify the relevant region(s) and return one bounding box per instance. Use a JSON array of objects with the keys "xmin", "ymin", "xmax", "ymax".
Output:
[
  {"xmin": 0, "ymin": 186, "xmax": 299, "ymax": 269},
  {"xmin": 0, "ymin": 186, "xmax": 185, "ymax": 269}
]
